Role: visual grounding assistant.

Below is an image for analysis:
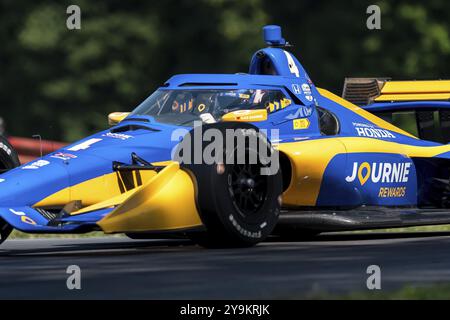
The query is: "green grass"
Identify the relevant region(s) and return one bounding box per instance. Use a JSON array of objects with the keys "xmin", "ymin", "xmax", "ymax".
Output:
[
  {"xmin": 9, "ymin": 229, "xmax": 123, "ymax": 239},
  {"xmin": 349, "ymin": 224, "xmax": 450, "ymax": 234},
  {"xmin": 306, "ymin": 284, "xmax": 450, "ymax": 300}
]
